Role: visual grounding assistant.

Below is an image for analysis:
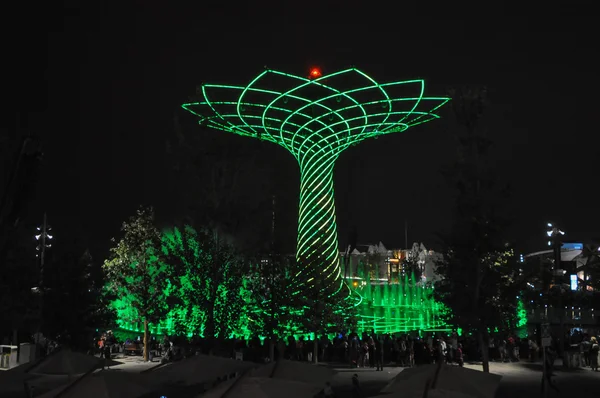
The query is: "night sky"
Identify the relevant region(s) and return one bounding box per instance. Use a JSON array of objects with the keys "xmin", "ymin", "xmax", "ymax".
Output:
[{"xmin": 8, "ymin": 2, "xmax": 599, "ymax": 259}]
